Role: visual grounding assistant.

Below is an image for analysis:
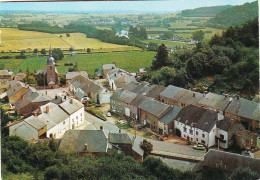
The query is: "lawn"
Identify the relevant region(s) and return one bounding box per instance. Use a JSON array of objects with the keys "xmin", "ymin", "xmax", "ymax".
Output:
[
  {"xmin": 0, "ymin": 28, "xmax": 139, "ymax": 52},
  {"xmin": 0, "ymin": 51, "xmax": 155, "ymax": 76}
]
